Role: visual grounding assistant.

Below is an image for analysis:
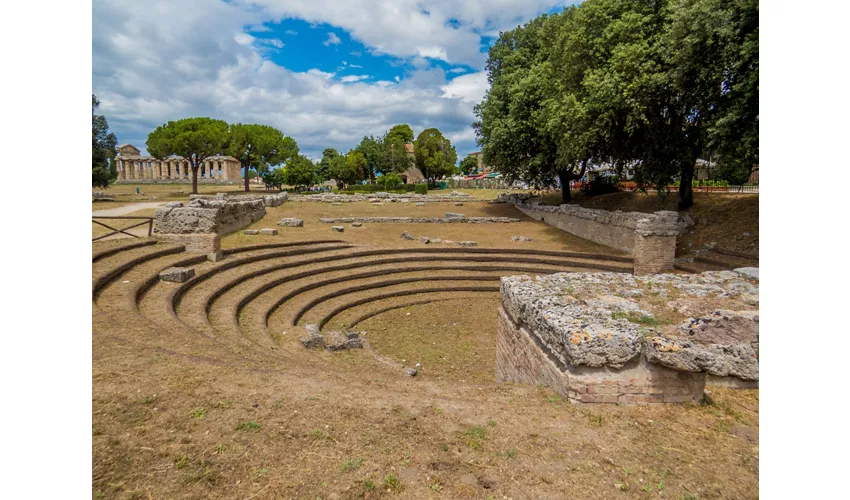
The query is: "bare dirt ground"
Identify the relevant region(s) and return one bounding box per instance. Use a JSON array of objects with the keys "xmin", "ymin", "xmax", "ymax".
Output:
[{"xmin": 92, "ymin": 195, "xmax": 758, "ymax": 500}]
